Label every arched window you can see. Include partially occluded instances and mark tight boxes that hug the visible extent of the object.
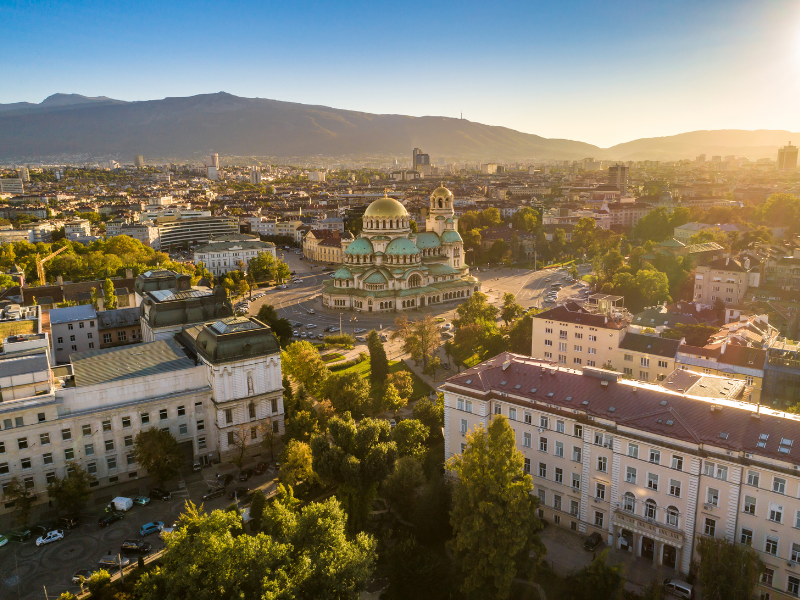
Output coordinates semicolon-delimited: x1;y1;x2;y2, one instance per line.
408;274;422;288
666;506;679;527
623;492;635;512
645;499;657;520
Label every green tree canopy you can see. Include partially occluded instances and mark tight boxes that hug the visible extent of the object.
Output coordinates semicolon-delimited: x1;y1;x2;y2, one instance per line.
281;340;331;395
392;418;428;460
696;536;764;600
500;292;523;326
563;549;625;600
321;371;370;416
132;428;184;484
47;462;93;513
366;330;389;382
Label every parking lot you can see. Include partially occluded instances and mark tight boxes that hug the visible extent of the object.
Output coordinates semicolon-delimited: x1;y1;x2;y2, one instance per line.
0;465;279;600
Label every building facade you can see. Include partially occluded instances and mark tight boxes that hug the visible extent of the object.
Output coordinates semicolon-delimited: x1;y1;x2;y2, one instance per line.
442;353;800;599
321;187;479;312
302;230;353;264
153;216;239;250
193;238;276;276
49;305;99;365
694;258;758;307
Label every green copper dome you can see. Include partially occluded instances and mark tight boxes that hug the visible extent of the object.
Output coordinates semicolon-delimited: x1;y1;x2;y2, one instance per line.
386;238;420;255
414;232;441;249
332;267;354;279
364;196;408;218
441;230;463;243
364;271;388;284
344;237;374;255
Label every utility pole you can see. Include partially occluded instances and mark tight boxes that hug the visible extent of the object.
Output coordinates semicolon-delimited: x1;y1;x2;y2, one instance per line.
119;553;125;586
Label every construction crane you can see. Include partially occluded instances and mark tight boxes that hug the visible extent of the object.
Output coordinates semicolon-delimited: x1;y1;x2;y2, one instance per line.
36;245;68;284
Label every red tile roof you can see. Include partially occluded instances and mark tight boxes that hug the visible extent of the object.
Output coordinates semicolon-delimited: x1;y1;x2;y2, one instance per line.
533;302;627;330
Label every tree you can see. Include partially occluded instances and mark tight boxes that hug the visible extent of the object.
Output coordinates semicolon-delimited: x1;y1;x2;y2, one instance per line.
282;409;319;445
256;304;293;348
563;549;624;600
500;292;523;326
138;498;375;600
383;383;406;417
47;461;93;513
310;414;397;532
281;340;331;394
423;355;442;381
448;416;545;599
392;419;428;460
132;428;185;484
102;278;117;309
409;220;418;233
713;297;726;321
660;323;719;346
1;477;36;525
366;330;389;383
386;370;413;400
271;260;291;284
259;417;279;462
511;206;539;232
382;456;425;520
235;279;249;300
279;440;315;487
506;310;535;354
453;291;498;327
321;371;371;416
247;251;275;281
227;422;254;469
392;314;440;370
413;393;444;443
248;491;267;532
551;228;566;258
696;536;764;600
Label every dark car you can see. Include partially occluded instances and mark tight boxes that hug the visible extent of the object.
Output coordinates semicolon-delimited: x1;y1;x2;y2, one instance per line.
58;515;80;530
202;486;226;501
99;513;125;527
583;532;603;551
9;529;32;542
217;474;235;488
253;462;269;475
228;486;251;500
72;569;94;584
121;539;152;554
149;488;172;501
32;523;58;538
238;469;254;482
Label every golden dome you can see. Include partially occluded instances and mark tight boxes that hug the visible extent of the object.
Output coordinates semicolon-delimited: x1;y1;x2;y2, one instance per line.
431;186;453;199
364;195;408;218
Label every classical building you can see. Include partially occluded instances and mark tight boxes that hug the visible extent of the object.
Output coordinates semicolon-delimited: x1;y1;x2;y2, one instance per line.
322;187;479;312
302;230;353;264
442;353;800;598
193;237;276;276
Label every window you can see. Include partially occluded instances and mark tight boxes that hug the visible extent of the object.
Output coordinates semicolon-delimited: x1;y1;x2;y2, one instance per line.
647;473;659;491
624;367;633;376
627;443;638;459
251;427;258;440
141;412;149;425
596;483;605;500
524;412;531;424
743;495;756;515
796;510;800;529
494;404;502;415
554;494;562;511
127;454;136;465
559;342;567;352
574;424;583;438
539;437;548;452
82;424;92;436
537;489;546;504
540;415;549;429
539;462;547;478
574;346;582;353
707;488;719;507
38;412;45;423
762;568;774;586
177;405;186;417
545;339;553;346
572;446;582;462
40;433;50;445
558;355;567;365
102;420;111;432
227;432;235;445
639;371;649;381
649;449;660;464
67;323;73;330
545;327;553;334
43;452;53;465
589;335;597;342
597;456;607;472
640;357;650;368
594;432;603;445
556;420;565;433
791;543;800;563
666;506;679;527
272;421;279;433
575;333;583;340
225;409;233;424
197;419;205;431
64;448;74;460
572;473;581;489
105;439;114;452
61;428;72;441
716;465;728;481
747;470;759;487
570;499;579;516
20;457;31;470
121;416;131;428
46;472;56;484
198;437;207;449
645;500;657;520
624;353;633;362
773;477;786;494
523;458;531;474
626;466;637;484
740;528;753;546
765;536;778;556
0;462;7;475
17;437;27;450
118;331;127;342
788;576;800;596
84;443;94;456
669;479;681;497
70;335;75;342
523;432;531;448
457;398;464;412
672;455;683;471
769;503;783;523
124;435;133;447
107;456;117;470
460;419;467;434
559;330;567;340
103;333;112;344
658;360;668;368
594;511;604;528
508;407;517;421
58;337;63;344
704;518;716;537
555;467;563;484
623;493;635;512
159;409;168;421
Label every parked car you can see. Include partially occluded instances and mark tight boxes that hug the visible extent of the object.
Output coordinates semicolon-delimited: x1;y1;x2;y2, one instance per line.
293;330;299;336
132;496;151;506
441;323;452;330
58;515;80;530
306;324;317;329
9;529;31;542
139;521;164;536
238;469;254;482
99;513;124;527
253;462;269;475
36;529;64;546
317;334;324;340
32;524;58;538
110;497;134;511
329;326;339;332
292;279;302;284
219;474;235;487
663;579;694;599
98;554;130;570
121;540;152;554
72;569;94;584
355;335;366;342
202;486;226;501
159;522;178;539
228;486;251;500
300;332;307;338
0;534;8;547
353;328;366;334
583;531;603;551
149;488;172;501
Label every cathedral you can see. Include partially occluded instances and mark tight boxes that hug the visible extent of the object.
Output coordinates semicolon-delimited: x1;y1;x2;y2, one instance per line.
322;186;480;312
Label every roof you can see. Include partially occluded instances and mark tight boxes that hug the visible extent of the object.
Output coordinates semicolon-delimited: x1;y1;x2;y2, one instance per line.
71;339;196;387
533;302;626;330
49;304;97;325
332;267;353;280
661;369;746;399
441;230;463;243
632;307;699;328
441;352;800;463
386;238;419;256
699;257;749;273
431;186;453;199
0;353;49;379
344;237;374;255
364;196;408;218
364;271;388;284
414;232;441;249
619;333;681;358
97;307;140;330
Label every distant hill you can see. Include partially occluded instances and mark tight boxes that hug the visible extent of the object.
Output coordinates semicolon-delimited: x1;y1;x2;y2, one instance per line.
0;92;600;161
605;129;800;161
0;93;123;114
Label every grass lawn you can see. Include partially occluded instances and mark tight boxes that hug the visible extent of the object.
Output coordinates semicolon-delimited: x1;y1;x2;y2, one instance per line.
320;352;345;363
337;358;434;405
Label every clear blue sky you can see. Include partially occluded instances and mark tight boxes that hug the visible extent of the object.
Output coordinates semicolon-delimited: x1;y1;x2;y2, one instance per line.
3;0;799;147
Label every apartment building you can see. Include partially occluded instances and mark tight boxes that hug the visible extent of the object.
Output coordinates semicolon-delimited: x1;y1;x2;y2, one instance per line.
193;238;276;276
49;305;98;365
64;219;91;240
153;215;238;250
694;258;758;307
275;220;304;239
302;230;354;263
97;307;142;349
0;316;284;520
616;333;680;382
676;342;766;403
532;302;629;369
442;353;800;599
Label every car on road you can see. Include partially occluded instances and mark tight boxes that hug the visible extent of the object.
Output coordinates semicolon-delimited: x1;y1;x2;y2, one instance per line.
277;284;287;289
58;515;80;530
354;328;366;334
150;488;172;501
202;486;226;501
238;468;254;481
355;335;366;342
300;332;307;338
9;529;32;542
121;540;152;554
291;321;303;327
329;326;340;332
99;513;124;527
0;534;8;547
36;529;64;546
441;332;454;339
583;531;603;551
72;569;94;584
307;308;315;314
98;554;130;570
306;323;317;329
254;462;269;475
218;474;235;487
140;521;164;536
228;486;251;500
292;279;302;284
441;323;452;330
132;495;151;506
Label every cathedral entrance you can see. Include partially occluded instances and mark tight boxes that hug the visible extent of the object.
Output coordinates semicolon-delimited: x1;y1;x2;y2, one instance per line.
420;297;425;306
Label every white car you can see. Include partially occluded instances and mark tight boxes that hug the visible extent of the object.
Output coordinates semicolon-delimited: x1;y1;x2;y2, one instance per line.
441;323;452;330
354;328;367;334
306;324;317;329
36;529;64;546
292;279;302;284
307;309;315;314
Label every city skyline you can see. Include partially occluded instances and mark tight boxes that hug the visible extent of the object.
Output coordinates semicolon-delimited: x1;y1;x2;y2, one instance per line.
2;0;800;147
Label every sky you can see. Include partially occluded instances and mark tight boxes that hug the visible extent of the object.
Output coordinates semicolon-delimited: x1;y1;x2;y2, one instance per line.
2;0;800;147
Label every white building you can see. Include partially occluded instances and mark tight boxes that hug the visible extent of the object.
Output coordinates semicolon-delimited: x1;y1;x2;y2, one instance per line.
0;179;24;194
193;238;277;276
250;167;262;185
49;305;99;365
308;171;326;182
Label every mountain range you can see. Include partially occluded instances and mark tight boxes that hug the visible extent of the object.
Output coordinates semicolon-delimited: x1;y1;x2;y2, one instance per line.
0;92;796;162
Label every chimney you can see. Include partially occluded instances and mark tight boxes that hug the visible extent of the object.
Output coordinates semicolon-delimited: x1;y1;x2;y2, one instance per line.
720;340;727;354
56;275;63;285
726;257;729;266
126;268;133;278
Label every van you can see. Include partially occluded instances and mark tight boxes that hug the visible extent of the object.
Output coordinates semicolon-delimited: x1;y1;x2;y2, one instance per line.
110;497;133;512
663;579;693;599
